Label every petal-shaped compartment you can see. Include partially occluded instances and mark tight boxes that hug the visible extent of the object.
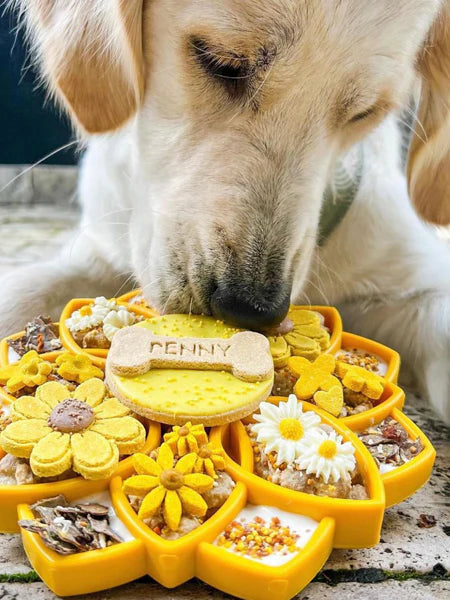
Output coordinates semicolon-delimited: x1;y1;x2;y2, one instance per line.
336;332;400;383
211;400;385;549
59;298;153;365
112;474;247;588
196;507;335;600
17;483;147;596
114;422;251;588
339;382;405;430
351;407;435;508
0;422;160;533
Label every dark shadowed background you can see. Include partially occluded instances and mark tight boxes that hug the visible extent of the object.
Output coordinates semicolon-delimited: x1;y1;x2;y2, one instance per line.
0;8;76;165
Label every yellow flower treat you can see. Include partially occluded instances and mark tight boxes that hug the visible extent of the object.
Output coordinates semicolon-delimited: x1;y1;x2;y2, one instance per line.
313;386;344;417
289;354;341;400
55;352;104;383
163;422;208;456
193;443;225;478
268;309;331;367
335;361;384;400
0;379;146;480
123;444;214;531
0;351;53;394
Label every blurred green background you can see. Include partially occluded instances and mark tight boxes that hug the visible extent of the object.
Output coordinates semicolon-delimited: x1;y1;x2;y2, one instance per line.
0;9;76;165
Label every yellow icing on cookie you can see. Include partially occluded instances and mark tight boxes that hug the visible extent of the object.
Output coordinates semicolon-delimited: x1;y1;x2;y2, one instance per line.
107;315;273;425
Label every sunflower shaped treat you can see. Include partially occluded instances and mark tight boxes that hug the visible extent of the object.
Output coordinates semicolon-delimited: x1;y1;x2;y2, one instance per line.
0;378;146;482
124;425;234;539
247;395;367;499
106;314;274;426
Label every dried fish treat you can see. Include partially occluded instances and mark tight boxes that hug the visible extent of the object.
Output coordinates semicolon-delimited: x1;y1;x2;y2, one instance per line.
357;417;423;473
30;495;68;509
19;495;124;555
7;316;62;357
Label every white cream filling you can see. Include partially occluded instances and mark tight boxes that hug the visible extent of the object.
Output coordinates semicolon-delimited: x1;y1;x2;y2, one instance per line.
215;504;318;566
7;347;21;363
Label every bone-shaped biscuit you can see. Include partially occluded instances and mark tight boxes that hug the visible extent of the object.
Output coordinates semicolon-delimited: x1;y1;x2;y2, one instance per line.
107;326;274;382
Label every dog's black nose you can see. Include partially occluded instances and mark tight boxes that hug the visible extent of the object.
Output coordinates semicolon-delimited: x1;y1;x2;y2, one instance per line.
210;287;291;330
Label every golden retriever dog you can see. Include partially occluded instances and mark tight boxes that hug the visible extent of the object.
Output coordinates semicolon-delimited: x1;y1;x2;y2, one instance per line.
3;0;450;421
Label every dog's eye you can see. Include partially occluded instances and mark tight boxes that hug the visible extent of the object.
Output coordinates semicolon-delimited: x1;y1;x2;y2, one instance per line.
348;105;378;124
192;39;249;96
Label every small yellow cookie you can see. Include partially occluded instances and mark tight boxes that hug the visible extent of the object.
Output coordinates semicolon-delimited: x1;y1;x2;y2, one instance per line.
335;361;384;400
289;354;341;400
313;385;344;417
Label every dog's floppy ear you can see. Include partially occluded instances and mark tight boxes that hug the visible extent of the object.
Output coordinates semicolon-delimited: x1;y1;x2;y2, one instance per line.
407;4;450;225
22;0;144;134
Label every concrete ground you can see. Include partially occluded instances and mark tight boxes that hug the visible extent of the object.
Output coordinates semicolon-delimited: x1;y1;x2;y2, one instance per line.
0;166;448;599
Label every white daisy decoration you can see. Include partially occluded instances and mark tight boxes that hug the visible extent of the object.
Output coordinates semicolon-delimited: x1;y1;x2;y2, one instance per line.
295;429;356;483
251;394;322;465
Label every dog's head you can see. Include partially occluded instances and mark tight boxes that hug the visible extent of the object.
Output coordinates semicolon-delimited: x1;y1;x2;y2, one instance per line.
20;0;450;327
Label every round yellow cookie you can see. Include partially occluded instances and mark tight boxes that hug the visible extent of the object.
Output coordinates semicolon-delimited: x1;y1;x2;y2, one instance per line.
106;315;274;426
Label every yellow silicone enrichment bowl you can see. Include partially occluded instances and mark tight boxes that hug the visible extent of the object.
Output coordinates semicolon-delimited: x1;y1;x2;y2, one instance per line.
349;407;436;508
0;296;436;600
59;297;157;364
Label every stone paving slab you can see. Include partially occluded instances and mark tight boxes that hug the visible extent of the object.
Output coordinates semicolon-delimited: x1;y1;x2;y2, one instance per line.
0;165;77;206
0;579;448;600
0;205;79;274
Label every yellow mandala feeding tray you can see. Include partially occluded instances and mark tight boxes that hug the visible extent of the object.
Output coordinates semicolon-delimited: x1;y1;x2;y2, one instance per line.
105;315;274;426
0;291;437;600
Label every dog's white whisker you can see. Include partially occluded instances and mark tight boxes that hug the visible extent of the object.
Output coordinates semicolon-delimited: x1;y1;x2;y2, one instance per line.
0;140;79;195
